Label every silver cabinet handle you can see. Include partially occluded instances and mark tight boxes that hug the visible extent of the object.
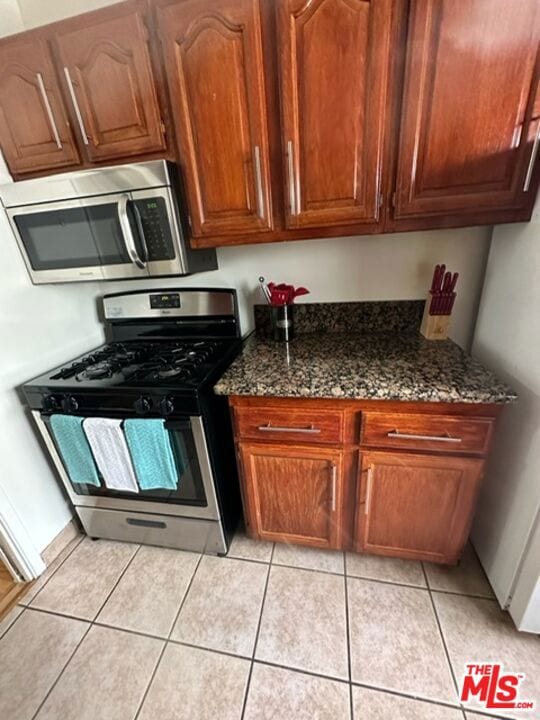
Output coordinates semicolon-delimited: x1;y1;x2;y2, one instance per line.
257;423;321;434
365;465;373;515
36;73;62;150
253;145;265;220
387;430;462;443
523;122;540;191
331;463;337;512
63;67;89;146
118;194;146;269
287;140;297;215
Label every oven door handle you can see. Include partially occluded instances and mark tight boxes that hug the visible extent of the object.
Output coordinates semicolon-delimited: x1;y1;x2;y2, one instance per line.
164;420;192;431
118;194;146;269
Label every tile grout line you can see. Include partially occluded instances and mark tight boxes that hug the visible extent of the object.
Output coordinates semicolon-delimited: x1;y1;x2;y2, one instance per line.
132;550;204;720
240;541;275;720
343;553;355;720
421;562;464;711
29;542;142;720
19;535;85;609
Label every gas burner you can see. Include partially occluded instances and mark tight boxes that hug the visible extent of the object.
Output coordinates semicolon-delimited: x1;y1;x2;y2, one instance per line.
157;365;194;379
84;361;114;379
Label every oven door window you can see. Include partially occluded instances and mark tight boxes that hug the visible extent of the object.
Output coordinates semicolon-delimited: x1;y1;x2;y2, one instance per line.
55;422;208;506
14;203;131;270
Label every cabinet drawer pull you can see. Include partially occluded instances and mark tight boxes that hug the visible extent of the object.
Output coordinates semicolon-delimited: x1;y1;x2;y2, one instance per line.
365;465;373;515
523;121;540;192
63;66;90;145
253;145;265;220
36;73;62;150
257;423;321;434
331;463;337;512
387;430;463;443
287;140;297;215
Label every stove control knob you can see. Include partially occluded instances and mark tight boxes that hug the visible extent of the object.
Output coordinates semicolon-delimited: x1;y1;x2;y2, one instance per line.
61;395;79;413
159;397;175;416
134;396;152;415
44;394;63;412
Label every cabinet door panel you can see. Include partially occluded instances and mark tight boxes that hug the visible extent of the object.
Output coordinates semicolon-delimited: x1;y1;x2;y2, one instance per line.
395;0;540;217
157;0;272;237
55;5;165;161
239;443;343;548
0;39;79;176
356;451;484;563
277;0;392;228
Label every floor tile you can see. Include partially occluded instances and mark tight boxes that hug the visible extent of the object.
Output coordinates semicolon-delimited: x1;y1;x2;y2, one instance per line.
424;544;494;598
256;565;348;680
273;543;344;574
245;663;350;720
97;545;199;637
0;603;23;638
30;538;138;620
433;593;540;720
36;625;163;720
227;528;273;562
139;643;250;720
352;686;463;719
20;535;84;606
171;555;268;656
346;551;425;587
348;577;456;703
0;608;88;720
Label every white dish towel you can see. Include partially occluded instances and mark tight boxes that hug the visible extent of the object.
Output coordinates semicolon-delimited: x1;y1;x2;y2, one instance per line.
83;418;139;493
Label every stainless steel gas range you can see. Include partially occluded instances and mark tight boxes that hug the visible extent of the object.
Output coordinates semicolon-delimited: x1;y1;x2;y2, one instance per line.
22;289;243;554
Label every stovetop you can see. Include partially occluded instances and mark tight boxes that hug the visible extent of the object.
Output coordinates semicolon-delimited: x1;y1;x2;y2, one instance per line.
27;339;239;391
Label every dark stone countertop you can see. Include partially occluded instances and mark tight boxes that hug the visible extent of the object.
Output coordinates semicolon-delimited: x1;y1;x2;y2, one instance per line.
214;332;517;404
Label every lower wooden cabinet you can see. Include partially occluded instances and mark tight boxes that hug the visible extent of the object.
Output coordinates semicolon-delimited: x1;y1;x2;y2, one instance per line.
355;451;484;564
238;442;344;549
231;397;498;564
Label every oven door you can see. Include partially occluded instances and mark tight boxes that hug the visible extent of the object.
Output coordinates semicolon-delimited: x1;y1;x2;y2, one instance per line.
7;193;150;284
32;412;221;521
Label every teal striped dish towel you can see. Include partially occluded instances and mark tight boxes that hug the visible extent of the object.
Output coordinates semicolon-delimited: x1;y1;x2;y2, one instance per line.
50;414;100;487
123;419;178;491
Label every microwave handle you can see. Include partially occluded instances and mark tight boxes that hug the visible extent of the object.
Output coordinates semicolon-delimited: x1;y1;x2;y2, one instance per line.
118;194;146;269
132;203;149;264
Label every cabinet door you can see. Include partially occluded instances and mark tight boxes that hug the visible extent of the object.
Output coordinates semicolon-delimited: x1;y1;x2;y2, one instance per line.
54;3;165;162
395;0;540;218
356;451;484;563
276;0;393;228
156;0;272;238
0;38;80;176
238;443;344;548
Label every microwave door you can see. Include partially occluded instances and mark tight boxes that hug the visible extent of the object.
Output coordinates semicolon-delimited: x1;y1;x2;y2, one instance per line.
8;194;149;283
95;193;149;281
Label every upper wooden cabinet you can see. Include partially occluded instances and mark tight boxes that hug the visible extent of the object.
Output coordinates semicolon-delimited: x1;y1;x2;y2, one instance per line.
0;37;80;175
394;0;540;219
156;0;273;237
277;0;393;228
54;2;165;162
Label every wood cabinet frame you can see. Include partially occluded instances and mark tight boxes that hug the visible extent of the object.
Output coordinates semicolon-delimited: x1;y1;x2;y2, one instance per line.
229;395;502;563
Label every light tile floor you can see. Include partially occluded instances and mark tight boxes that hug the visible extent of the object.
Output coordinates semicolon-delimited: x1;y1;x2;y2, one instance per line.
1;530;538;720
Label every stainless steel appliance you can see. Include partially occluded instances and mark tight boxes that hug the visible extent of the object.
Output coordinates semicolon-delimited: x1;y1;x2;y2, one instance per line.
0;160;217;284
23;289;242;554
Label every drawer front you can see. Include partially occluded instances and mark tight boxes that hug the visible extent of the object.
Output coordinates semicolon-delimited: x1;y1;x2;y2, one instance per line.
361;413;493;454
234;407;344;445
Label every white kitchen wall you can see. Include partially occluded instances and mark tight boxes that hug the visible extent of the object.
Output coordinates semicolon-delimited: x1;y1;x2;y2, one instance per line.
104;227;492;349
0;157;104;553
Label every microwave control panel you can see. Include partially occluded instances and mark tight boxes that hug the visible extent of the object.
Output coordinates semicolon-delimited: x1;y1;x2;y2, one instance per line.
132;197;175;261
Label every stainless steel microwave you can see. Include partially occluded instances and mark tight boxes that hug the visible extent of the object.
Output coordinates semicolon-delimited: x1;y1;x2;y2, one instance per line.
0;160;217;284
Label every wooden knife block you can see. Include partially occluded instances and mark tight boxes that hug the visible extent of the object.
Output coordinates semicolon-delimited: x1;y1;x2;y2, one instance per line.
420;300;451;340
